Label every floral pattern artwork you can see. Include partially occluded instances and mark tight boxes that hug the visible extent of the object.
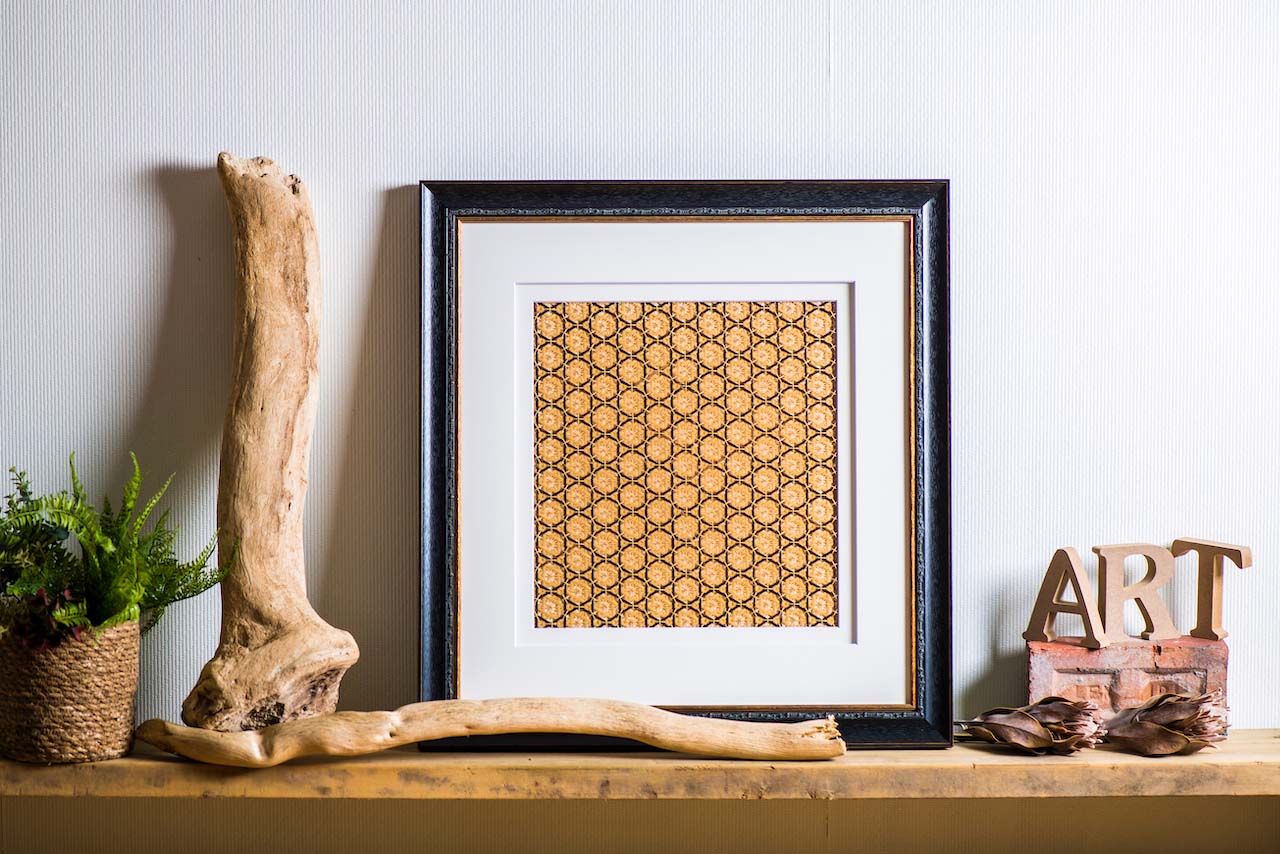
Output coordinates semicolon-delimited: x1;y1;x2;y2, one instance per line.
533;300;838;628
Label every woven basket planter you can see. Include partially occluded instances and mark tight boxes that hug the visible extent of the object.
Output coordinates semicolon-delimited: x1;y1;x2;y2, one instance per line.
0;620;140;763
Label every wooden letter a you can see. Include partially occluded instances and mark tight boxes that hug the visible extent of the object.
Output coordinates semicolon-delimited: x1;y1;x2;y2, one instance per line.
1022;547;1108;649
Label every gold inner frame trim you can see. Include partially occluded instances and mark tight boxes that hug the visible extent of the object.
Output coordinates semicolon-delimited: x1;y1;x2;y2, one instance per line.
452;213;918;712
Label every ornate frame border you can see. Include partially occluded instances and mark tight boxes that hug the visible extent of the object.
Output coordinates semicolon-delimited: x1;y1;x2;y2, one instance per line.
420;181;951;748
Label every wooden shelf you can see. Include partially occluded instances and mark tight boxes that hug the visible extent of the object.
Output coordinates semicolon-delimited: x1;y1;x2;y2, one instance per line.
1;729;1277;800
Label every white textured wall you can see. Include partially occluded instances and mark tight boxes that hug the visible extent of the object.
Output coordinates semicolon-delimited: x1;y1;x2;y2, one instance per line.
2;1;1277;727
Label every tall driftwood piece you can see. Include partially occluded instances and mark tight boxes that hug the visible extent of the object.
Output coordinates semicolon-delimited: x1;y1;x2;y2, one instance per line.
182;152;359;731
140;699;846;767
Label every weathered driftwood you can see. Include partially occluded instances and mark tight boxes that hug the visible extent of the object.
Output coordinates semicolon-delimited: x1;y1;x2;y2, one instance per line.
181;152;359;731
140;698;845;767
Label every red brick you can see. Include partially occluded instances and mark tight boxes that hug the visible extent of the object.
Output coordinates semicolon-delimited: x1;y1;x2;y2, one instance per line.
1027;636;1227;715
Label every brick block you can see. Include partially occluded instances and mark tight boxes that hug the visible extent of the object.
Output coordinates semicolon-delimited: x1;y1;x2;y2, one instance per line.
1027;636;1227;716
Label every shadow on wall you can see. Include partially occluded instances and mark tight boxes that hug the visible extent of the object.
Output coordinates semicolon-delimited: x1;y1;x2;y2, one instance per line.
313;185;421;711
121;165;235;716
114;165;233;485
959;584;1029;718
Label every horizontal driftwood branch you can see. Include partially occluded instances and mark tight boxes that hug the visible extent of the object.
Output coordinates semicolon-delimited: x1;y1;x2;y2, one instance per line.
137;698;846;767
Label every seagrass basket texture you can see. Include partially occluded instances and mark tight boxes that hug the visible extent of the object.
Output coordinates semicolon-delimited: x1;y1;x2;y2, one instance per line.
0;620;139;763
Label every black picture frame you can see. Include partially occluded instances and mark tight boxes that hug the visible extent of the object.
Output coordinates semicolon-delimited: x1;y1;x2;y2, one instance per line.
420;181;951;749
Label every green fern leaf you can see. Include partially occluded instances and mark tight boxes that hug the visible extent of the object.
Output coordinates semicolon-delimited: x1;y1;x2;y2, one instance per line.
3;453;228;638
119;452;142;527
68;454;86;503
132;472;173;538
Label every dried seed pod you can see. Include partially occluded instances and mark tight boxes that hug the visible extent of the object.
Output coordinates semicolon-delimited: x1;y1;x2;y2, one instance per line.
1103;691;1228;756
960;696;1103;755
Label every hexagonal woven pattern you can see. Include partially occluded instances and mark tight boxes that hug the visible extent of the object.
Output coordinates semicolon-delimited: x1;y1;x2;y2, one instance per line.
533;300;838;628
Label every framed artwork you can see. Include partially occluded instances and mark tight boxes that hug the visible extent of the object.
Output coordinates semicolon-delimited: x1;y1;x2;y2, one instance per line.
421;181;951;748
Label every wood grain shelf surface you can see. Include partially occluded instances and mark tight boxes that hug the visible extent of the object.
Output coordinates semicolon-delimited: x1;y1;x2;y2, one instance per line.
2;729;1277;801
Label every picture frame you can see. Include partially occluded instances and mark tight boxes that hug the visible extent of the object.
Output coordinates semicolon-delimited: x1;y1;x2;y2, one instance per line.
420;181;951;748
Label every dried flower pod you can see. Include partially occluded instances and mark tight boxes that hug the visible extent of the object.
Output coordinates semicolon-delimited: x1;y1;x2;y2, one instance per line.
960;696;1104;755
1103;691;1228;756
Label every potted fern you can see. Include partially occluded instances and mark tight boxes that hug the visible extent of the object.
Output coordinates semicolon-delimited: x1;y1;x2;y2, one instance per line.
0;454;231;764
